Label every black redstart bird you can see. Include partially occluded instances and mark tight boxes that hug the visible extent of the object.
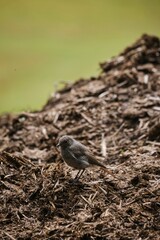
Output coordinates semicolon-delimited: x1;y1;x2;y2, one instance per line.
57;135;114;180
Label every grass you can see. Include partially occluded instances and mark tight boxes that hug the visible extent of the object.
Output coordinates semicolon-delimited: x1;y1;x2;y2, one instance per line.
0;0;160;113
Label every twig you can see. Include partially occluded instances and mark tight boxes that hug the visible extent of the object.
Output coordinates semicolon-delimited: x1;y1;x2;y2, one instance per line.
118;200;122;209
91;191;98;201
153;106;160;111
49;201;56;210
99;90;109;98
111;122;125;138
138;134;147;140
98;186;108;195
124;198;139;206
149;96;160;101
3;231;16;240
80;112;94;126
147;140;160;146
80;195;92;208
53;112;59;124
101;133;107;158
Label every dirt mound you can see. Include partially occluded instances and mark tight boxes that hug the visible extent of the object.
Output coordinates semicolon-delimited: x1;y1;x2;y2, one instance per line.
0;34;160;240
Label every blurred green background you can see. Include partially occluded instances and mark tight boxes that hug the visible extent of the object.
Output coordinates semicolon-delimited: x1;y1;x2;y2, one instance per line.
0;0;160;114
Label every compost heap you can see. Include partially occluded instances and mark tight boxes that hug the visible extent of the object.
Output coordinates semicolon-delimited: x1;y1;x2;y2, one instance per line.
0;34;160;240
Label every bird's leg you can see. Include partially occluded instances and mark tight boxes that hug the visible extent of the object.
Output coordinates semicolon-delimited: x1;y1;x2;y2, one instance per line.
76;169;85;180
74;170;81;180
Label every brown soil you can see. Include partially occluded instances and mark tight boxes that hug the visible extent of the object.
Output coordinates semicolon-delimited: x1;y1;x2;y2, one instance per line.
0;34;160;240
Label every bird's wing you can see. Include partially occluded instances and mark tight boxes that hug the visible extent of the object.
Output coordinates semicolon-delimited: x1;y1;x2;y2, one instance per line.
68;143;90;169
69;142;115;176
70;142;106;168
67;149;78;161
83;149;106;168
85;150;115;176
69;143;86;158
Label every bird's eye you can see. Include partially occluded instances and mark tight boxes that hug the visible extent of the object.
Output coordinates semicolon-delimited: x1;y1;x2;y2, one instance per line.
62;139;68;144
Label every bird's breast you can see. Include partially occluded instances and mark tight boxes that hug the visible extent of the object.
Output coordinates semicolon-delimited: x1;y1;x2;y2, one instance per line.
60;148;89;169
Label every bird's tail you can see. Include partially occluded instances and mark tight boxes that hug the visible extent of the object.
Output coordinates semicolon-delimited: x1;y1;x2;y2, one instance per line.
93;160;115;177
86;152;115;178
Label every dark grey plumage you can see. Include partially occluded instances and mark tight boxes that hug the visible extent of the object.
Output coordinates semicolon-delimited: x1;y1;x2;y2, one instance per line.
57;135;113;179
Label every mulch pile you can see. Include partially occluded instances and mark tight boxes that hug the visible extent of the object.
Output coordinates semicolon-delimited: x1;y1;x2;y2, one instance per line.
0;34;160;240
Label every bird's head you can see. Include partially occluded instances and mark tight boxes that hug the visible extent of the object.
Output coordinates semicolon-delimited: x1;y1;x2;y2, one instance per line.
57;135;74;148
